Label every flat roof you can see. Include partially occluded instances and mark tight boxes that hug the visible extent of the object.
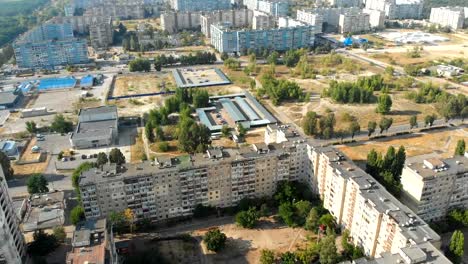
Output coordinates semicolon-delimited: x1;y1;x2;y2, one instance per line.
72;119;115;140
406;155;467;179
79;105;117;116
0;91;19;105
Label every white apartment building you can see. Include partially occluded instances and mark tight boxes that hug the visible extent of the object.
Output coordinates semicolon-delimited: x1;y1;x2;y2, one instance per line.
429;7;465;30
401;155;468;222
252;11;276;29
326;0;361;7
296;10;324;33
365;0;423;19
308;146;441;258
243;0;289;17
0;167;26;263
200;9;253;37
363;8;385;28
338;12;370;33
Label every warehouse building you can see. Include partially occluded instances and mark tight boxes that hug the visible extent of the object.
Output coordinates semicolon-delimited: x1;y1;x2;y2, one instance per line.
70;106;118;149
0;90;23;109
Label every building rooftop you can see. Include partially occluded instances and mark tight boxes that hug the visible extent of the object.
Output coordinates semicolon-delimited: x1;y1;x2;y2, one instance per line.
406;155;467;180
0;91;20;106
72;119;115;139
23;191;65;232
79;105;117;116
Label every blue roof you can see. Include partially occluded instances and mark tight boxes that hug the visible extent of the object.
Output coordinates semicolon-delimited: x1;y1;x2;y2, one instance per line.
343;37;353;46
38;76;77;90
220;99;246;122
80;75;94;86
234;97;260;121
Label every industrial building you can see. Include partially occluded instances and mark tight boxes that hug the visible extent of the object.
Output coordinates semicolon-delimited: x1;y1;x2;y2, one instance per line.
429;7;465;30
400;155;468;222
210;19;316;53
13;22;88;69
0;166;26;263
0;90;23;109
243;0;289;17
364;0;424;20
201;9;253;37
170;0;231;12
70;106;119;149
196;92;277;133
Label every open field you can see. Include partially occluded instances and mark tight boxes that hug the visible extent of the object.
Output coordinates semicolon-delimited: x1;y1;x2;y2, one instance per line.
113;72;175;97
12;155;50;176
337;127;468;162
195;217;315;264
109;95;165;116
119;18;160;30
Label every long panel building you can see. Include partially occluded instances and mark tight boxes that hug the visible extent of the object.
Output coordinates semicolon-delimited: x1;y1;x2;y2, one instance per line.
52;16;114;48
170;0;231;12
243;0;289;17
429;7;465;30
78;123;449;261
13;23;88;69
201;9;253;37
364;0;424;19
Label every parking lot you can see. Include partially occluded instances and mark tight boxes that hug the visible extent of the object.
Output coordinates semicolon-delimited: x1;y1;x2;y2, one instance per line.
31;89;83;113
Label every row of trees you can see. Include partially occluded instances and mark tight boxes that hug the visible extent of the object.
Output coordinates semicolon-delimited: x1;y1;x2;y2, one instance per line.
302;111;338;139
366;146;406;197
129;58;151;72
258;72;308;105
323;81;374;104
154;51;216;68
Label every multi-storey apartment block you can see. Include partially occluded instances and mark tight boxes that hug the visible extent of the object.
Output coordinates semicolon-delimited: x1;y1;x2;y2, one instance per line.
296;7;361;32
13;23;88;69
201;9;253;37
252;11;276;29
243;0;289;17
296;10;324;32
161;11;203;33
53;16;113;48
84;5;145;19
338;12;370;33
79;123;449;261
325;0;361;7
400;155;468;222
0;167;26;263
429;7;465;30
363;8;385;29
210;20;316;53
365;0;423;19
170;0;231;12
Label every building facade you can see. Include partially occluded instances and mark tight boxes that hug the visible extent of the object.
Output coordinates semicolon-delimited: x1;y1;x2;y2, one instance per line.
210;21;316;53
170;0;231;12
429;7;465;30
13;23;88;69
53;16;113;48
326;0;361;7
363;8;385;29
201;9;253;37
252;11;276;29
84;5;145;19
243;0;289;17
365;0;423;20
161;11;203;33
400;155;468;222
296;7;361;32
296;10;324;33
0;166;26;264
338;12;370;33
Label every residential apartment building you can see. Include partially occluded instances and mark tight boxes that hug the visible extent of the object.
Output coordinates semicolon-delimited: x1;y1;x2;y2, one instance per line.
363;8;385;29
338;12;370;33
79;129;310;220
13;23;88;69
400;155;468;222
161;11;203;33
365;0;423;19
252;11;276;29
308;146;442;258
201;9;253;37
0;166;26;263
296;10;323;32
53;16;114;48
210;20;316;53
84;5;145;19
429;7;465;30
243;0;289;17
326;0;361;7
296;7;361;32
170;0;231;12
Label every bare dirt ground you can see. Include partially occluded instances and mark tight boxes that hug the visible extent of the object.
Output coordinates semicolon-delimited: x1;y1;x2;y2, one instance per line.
337;127;468;162
12;156;50;176
195;217;315;264
109;95;166;117
113;72;175;97
130;131;145;163
156;239;201;264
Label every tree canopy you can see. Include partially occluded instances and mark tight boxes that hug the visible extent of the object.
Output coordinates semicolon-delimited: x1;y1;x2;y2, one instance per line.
27;174;49;194
109;148;126;165
51;114;73;133
203;229;227;252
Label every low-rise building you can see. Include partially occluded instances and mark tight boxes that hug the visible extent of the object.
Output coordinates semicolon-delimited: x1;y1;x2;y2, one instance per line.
400;155;468;222
0;90;23;109
430;6;465;30
67;219;109;264
70;106;118;149
0;140;18;158
22;191;66;232
435;64;465;77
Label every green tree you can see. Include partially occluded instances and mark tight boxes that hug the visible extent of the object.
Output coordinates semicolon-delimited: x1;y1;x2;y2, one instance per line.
0;151;14;179
26;121;38;133
284;49;301;67
51;114;73;133
53;226;66;243
448;230;464;264
145;122;155;143
72;162;93;198
128;58;151;72
376;94;392;114
409;115;418;129
454;140;465;156
295;200;312;224
203;229;227;252
235;207;259;229
367;121;377;137
318;214;335;230
96;152;108;167
70;206;85;225
223;58;240;70
26;174;49;194
305;207;320;232
221;125;230;138
279;202;296;227
424;114;436;127
379;117;393;133
28;230;59;256
303;111;318;136
318;235;339;264
280;251;297;264
349;121;360;139
237;123;247;138
154;126;165;142
267;51;279;65
192;90;210;108
157;142;170;152
109;148;126;165
260;249;276;264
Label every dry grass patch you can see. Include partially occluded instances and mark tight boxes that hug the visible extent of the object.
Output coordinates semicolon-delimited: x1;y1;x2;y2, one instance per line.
130;131;145;163
113;72;175;97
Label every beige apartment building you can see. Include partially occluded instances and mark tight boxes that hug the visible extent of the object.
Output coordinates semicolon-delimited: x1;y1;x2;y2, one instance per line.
401;155;468;222
79;124;446;261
